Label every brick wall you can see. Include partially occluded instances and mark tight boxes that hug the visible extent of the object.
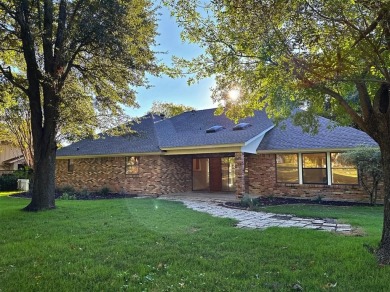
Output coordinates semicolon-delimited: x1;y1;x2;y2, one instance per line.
56;155;192;195
247;153;382;203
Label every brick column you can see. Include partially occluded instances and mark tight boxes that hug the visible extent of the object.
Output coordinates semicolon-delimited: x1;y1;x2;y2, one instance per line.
235;152;245;198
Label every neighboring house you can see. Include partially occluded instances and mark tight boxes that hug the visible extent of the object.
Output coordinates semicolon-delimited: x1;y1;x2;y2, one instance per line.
0;141;26;174
56;108;378;202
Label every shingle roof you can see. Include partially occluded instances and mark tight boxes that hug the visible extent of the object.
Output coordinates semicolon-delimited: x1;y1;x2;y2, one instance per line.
154;108;274;148
57;115;161;157
56;108;377;157
257;116;377;151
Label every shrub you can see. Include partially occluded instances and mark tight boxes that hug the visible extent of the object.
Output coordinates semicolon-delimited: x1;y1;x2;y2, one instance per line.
59;192;77;200
240;194;254;209
59;185;77;195
79;189;90;198
0;175;18;191
99;187;111;196
13;167;33;179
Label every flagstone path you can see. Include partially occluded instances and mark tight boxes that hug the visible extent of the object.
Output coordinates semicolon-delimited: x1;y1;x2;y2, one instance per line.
160;197;353;234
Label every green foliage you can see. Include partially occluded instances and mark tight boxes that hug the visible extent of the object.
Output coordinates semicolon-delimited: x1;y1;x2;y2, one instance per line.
240;194;254;208
58;186;77;196
79;189;91;198
0;197;389;290
164;0;390;130
58;192;77;200
99;187;111;196
0;0;163;209
12;167;33;180
341;147;382;204
0;175;18;191
149;101;195;118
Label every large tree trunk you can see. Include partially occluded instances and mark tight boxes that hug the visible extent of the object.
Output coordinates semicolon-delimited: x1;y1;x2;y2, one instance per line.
23;86;59;211
24;141;56;211
376;143;390;264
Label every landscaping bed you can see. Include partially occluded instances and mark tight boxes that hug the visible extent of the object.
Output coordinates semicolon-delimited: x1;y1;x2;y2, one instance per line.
10;191;138;200
224;196;378;209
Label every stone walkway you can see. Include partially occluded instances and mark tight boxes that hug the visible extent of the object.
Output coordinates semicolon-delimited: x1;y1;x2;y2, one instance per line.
160;197;353;233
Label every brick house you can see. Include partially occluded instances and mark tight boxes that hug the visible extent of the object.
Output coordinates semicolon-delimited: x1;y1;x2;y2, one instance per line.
56;108;378;202
0;141;26;175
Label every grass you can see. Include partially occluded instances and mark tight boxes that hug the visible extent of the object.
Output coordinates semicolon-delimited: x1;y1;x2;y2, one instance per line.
0;191;21;197
0;197;389;291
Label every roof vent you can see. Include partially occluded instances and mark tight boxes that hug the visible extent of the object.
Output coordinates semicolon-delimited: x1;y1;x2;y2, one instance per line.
233;122;252;131
206;125;224;133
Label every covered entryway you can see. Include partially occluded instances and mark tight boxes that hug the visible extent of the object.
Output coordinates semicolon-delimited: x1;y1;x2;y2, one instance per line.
192;157;236;192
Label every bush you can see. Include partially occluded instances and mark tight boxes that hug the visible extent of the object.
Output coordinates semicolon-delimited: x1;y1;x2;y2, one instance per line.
13;167;33;180
59;192;77;200
0;175;18;191
59;185;77;195
99;187;111;196
240;194;254;209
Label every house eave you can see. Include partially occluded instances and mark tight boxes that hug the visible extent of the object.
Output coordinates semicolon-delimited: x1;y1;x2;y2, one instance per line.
241;125;274;154
56;151;163;159
256;147;379;154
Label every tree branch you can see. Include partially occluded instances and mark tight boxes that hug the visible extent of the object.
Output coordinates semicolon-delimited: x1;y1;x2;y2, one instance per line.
316;85;367;131
355;81;373;120
54;0;67;72
43;0;54;73
0;65;29;95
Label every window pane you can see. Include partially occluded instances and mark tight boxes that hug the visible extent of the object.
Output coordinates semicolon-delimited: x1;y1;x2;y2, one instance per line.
303;153;326;168
276;154;299;183
126;156;139;174
222;157;236;192
332;168;358;184
331;153;355;168
192;158;209;191
331;153;358;184
303;169;327;184
277;168;299;183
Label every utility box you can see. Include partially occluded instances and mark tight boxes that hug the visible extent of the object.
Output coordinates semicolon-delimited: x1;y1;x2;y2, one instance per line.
17;179;29;191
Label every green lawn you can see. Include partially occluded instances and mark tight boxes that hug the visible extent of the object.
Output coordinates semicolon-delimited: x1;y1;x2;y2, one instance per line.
0;197;389;291
0;191;21;197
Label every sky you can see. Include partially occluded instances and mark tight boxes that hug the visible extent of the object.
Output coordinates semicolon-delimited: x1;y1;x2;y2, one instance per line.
126;5;217;117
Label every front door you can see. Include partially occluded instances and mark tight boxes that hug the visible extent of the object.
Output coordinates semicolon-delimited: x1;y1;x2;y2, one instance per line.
209;158;222;192
192;157;236;192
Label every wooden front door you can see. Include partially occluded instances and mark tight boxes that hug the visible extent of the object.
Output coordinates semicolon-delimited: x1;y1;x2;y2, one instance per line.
209;158;222;192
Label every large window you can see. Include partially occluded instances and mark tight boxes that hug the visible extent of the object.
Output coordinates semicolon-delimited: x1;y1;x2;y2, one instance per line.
276;154;299;183
125;156;139;175
302;153;327;184
331;153;358;184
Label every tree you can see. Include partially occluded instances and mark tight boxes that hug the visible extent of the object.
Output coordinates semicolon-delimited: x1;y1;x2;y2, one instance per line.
342;147;382;205
165;0;390;263
0;0;160;211
149;101;194;117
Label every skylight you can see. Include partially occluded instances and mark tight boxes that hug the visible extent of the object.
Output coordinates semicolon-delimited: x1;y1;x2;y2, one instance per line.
233;122;252;131
206;125;224;133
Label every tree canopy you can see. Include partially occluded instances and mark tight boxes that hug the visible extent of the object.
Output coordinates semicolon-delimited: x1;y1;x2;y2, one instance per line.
149;101;195;117
165;0;390;264
0;0;161;210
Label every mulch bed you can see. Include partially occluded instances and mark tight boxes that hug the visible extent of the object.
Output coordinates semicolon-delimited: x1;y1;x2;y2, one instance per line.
11;192;138;200
224;196;378;208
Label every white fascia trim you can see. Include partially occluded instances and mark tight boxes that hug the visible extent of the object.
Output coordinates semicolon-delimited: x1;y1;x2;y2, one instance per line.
257;147;365;154
160;143;242;151
242;125;274;154
56;152;163;159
